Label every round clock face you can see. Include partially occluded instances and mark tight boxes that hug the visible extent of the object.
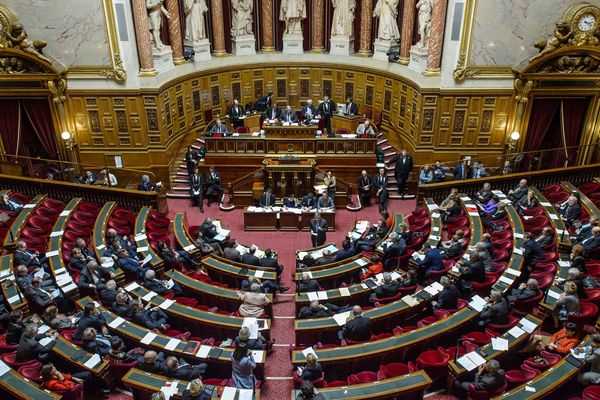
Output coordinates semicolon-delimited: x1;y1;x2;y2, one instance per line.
578;13;596;31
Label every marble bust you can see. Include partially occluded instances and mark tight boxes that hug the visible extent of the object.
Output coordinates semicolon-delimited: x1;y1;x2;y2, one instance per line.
231;0;254;37
279;0;307;35
331;0;356;37
146;0;171;50
372;0;400;41
183;0;209;44
416;0;432;48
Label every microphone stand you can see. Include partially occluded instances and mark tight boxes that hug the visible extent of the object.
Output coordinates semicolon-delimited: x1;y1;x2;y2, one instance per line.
454;337;476;363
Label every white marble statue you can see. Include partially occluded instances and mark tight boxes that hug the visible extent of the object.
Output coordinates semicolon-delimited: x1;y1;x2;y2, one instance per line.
147;0;171;49
184;0;209;44
372;0;400;41
279;0;307;35
231;0;254;36
331;0;356;37
416;0;433;48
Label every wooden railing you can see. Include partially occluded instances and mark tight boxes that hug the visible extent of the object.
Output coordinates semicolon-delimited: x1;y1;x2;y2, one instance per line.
416;163;600;204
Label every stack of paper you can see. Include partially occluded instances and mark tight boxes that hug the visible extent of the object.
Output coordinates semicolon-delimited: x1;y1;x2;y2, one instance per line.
332;311;351;326
302;347;318;359
84;353;101;369
491;337;509;351
242;317;259;339
469;295;487;312
507;326;526;339
196;345;211;358
520;318;537;333
165;338;181;351
221;387;237;400
457;351;487;371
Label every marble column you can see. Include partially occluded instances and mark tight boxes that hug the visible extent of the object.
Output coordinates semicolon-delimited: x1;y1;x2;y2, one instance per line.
425;0;448;74
165;0;185;64
311;0;325;53
399;0;417;65
131;0;156;75
261;0;275;52
357;0;374;56
210;0;227;56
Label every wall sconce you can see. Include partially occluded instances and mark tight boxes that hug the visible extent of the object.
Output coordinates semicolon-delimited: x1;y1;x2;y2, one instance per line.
61;131;76;151
507;131;520;153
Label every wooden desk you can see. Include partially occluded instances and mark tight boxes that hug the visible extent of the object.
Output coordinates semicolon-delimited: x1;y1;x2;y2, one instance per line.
134;206;164;270
0;255;27;313
3;194;45;248
172;212;201;256
332;114;361;133
47;198;80;298
201;256;277;287
93;202;116;261
53;335;110;380
290;371;431;400
263;124;318;138
530;187;572;251
243;209;278;230
562;181;600;219
0;367;61;400
280;210;301;230
301;210;336;231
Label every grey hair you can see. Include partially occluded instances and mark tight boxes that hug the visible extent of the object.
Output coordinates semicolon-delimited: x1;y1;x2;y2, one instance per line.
487;359;501;373
145;269;156;279
568;268;581;278
239;326;250;340
490;290;503;301
526;278;539;289
250;283;261;292
383;272;392;283
440;276;451;287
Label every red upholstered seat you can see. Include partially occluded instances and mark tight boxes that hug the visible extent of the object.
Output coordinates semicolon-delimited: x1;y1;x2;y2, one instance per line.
104;356;137;385
512;291;544;315
293;370;325;388
582;385;600;400
524;350;562;370
1;351;39;368
377;361;417;379
0;334;18;353
505;364;540;387
18;363;43;383
324;380;348;387
489;315;520;331
468;381;507;400
569;302;599;326
347;371;378;385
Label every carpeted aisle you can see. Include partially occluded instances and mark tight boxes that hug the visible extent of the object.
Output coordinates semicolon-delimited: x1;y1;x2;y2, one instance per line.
165;198;416;399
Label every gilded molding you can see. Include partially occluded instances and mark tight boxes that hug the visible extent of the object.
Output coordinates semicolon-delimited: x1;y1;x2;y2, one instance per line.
47;78;67;102
99;54;127;82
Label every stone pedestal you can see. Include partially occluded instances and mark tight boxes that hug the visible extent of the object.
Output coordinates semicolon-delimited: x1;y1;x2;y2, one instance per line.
408;46;429;72
282;34;304;54
186;39;212;61
232;35;257;56
372;38;399;61
152;46;173;72
329;36;354;56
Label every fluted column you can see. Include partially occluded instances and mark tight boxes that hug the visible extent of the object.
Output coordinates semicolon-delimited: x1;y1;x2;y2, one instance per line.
165;0;185;64
425;0;449;74
131;0;156;75
311;0;325;52
261;0;275;52
210;0;227;56
357;0;374;56
399;0;417;64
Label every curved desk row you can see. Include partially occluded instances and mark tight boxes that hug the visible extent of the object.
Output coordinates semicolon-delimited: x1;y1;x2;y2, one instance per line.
201;256;277;287
0;255;27;313
530;186;571;251
294;255;370;290
134;206;164;270
3;194;46;248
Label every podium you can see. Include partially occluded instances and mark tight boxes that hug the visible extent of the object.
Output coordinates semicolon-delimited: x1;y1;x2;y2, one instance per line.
264;157;316;199
333;114;361;133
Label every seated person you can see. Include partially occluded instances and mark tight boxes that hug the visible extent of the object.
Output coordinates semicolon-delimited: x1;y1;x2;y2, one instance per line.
432;161;446;183
42;305;74;331
481;233;495;259
69;247;90;271
475;183;493;205
116;249;150;278
456;252;486;294
570;244;586;274
241;276;289;294
25;277;65;310
519;322;580;355
137;175;161;191
164;356;207;381
297;353;322;382
235;325;274;351
297;272;320;293
301;99;317;122
72;302;110;342
283;194;298;208
335;239;356;262
581;227;600;254
237;283;270;318
297;381;326;400
314;249;336;265
106;228;137;258
419;165;434;184
523;232;545;270
397;269;418;288
209;118;230;136
99;280;119;306
474;242;495;272
557;195;581;226
478;290;509;327
197;217;220;243
14;240;49;273
40;363;90;395
143;269;183;297
223;239;242;262
6;310;40;345
557;268;587;300
0;193;22;214
259;188;276;207
437;192;462;223
482;202;508;228
534;226;554;248
301;192;316;209
138;350;166;374
359;255;384;281
82;327;111;357
108;336;138;364
508;179;529;203
482;195;500;216
281;105;298;123
507;278;540;305
77;260;114;292
518;190;538;215
576;333;600;386
75;238;98;262
370;272;401;300
454;360;505;397
414;243;443;282
381;232;407;269
157;241;198;271
241;245;261;266
431;276;460;310
264;105;281;123
14;264;56;294
572;218;597;244
338;306;372;343
16;323;57;363
260;248;283;279
398;223;413;244
356;119;375;136
442;234;463;259
298;300;341;319
316;193;334;209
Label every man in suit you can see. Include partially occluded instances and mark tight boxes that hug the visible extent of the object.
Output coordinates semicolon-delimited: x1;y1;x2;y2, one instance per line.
314;249;336;265
382;233;406;269
25;277;64;309
298;272;320;293
534;226;554;248
387;149;413;197
116;249;150;279
457;252;486;294
478;290;510;327
16;323;57;363
356;119;375;136
143;269;183;297
264;104;282;123
317;95;336;136
283;194;298;208
14;241;48;273
432;276;460;310
260;248;283;280
137;175;161;191
415;243;443;282
357;170;373;207
99;280;119;306
453;159;470;180
558;195;581;226
77;261;114;292
189;167;205;213
184;146;200;176
370;273;401;300
335;240;356;262
471;161;489;179
344;97;358;115
132;300;170;331
475;182;493;205
374;168;389;212
72;302;110;341
454;360;506;396
206;166;224;205
523;232;545;270
14;264;55;292
299;300;340;319
316;193;334;209
259;188;276;207
442;235;463;259
223;240;242;262
209;118;230;136
301;192;316;209
310;213;327;247
164;356;207;381
301;99;317;122
508;179;529;203
138;350;166;374
106;228;137;258
241;276;289;294
432;160;446;183
572;218;596;244
582;227;600;254
0;194;22;214
281;105;297;123
229;99;245;128
241;245;261;266
507;278;539;305
198;217;219;243
75;238;97;262
338;306;372;342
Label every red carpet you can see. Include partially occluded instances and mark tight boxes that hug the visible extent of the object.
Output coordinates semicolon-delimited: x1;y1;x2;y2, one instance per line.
165;198;417;399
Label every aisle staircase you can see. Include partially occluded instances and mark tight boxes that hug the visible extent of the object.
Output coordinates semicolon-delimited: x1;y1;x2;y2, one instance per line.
167;137;206;199
376;133;415;200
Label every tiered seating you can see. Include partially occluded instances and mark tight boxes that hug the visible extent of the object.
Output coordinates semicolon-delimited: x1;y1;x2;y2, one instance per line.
201;255;277;287
4;194;48;250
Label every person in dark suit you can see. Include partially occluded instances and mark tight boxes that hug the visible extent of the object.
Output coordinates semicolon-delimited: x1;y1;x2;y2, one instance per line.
209;118;230;136
241;245;261;266
16;323;57;363
310;213;327;247
197;217;219;243
370;273;402;300
143;269;183;297
138;350;166;374
572;218;596;244
158;241;198;271
534;226;554;248
0;194;22;214
478;290;509;327
454;360;506;397
299;352;323;382
184;146;200;176
508;179;529;203
298;272;320;293
77;261;114;292
264;105;282;123
189;168;205;213
314;249;336;265
457;252;486;294
475;182;493;205
483;202;508;228
83;170;100;185
335;240;356;262
99;280;119;306
432;276;460;310
82;327;111;357
72;302;110;341
301;192;316;209
558;195;582;226
518;190;538;215
338;306;372;342
357;170;373;207
442;235;463;259
14;264;55;292
415;244;443;282
205;167;223;205
25;277;64;310
298;380;326;400
260;248;283;280
132;301;170;331
301;99;317;122
316;193;334;209
453;159;470;180
298;300;340;319
582;227;600;254
106;228;137;258
507;278;539;305
229;99;246;128
283;194;298;208
481;233;495;259
6;311;39;345
387;149;413;197
523;232;545;270
374;168;389;212
14;241;48;272
241;276;289;294
164;356;207;381
116;249;150;278
137;175;161;191
382;233;406;269
317;95;336;136
259;188;276;207
74;238;97;262
344;97;358;115
281;105;298;123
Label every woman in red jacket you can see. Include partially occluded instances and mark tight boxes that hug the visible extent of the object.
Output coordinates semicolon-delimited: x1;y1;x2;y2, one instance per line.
40;363;89;394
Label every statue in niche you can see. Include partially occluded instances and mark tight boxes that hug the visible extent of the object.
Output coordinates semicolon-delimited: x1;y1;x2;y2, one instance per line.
372;0;400;41
6;22;51;63
531;20;572;62
331;0;356;37
416;0;432;48
147;0;171;49
184;0;209;43
279;0;307;35
231;0;254;36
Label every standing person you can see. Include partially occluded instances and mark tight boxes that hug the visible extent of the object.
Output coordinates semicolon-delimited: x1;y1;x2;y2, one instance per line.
375;167;389;212
357;170;373;207
229;99;246;129
184;146;199;176
189;167;205;213
310;212;327;247
387;149;413;198
206;166;223;206
231;342;256;389
317;95;336;137
323;171;336;199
